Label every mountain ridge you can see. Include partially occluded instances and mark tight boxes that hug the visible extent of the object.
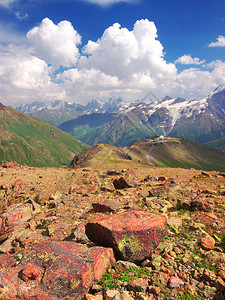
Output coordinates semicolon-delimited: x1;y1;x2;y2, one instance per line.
70;137;225;172
0;103;88;167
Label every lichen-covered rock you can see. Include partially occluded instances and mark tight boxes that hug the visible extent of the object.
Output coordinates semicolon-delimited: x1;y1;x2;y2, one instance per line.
85;210;168;263
0;242;116;300
0;203;33;234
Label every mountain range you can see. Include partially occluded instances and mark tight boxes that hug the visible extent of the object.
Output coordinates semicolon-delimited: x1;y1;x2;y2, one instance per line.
0;103;87;167
58;85;225;148
16;97;125;126
13;84;225;151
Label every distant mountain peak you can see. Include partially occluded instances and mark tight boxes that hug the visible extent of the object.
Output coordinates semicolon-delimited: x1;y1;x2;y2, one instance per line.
209;84;225;98
161;96;172;101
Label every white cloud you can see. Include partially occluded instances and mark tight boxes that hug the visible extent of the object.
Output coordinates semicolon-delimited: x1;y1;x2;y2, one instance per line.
15;11;29;20
175;54;205;65
1;17;225;106
27;18;81;68
0;0;15;7
209;35;225;47
83;0;137;6
81;19;176;83
172;62;225;99
0;46;66;106
207;60;225;69
0;54;49;89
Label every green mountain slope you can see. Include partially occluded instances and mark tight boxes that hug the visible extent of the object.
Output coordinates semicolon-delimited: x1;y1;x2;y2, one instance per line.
71;137;225;172
0;103;88;167
80;113;157;147
59;110;158;147
206;137;225;152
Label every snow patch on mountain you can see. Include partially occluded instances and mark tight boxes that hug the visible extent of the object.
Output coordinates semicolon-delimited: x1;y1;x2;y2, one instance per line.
209;85;225;98
147;97;208;128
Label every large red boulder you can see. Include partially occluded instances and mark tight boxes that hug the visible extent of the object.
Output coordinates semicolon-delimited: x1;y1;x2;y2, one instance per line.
0;242;115;299
85;210;168;263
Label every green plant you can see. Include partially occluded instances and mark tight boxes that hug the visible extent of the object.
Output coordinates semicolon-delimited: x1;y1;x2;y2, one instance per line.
98;270;117;289
98;266;150;290
176;291;200;300
118;272;131;283
220;232;225;250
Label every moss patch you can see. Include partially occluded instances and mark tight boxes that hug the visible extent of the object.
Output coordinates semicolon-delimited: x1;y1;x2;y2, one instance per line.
118;234;141;260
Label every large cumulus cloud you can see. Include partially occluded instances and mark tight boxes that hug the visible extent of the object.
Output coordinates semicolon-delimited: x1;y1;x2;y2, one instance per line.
0;45;65;105
0;17;225;105
80;20;176;83
27;18;81;68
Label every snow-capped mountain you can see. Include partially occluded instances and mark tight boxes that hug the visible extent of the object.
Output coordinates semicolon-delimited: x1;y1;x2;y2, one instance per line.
15;85;225;147
16;97;126;126
208;84;225;97
58;85;225;147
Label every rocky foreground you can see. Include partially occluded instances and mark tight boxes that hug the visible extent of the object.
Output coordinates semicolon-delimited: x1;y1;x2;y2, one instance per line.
0;161;225;299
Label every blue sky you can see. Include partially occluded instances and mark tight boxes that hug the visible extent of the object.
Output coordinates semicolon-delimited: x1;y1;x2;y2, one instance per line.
0;0;225;106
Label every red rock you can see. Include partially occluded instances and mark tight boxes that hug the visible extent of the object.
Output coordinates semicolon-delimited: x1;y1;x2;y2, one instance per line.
191;198;214;211
107;169;121;175
201;236;215;250
104;289;120;299
85;294;103;300
168;276;184;288
92;201;118;213
2;203;33;230
0;242;115;300
85;210;168;263
215;277;225;291
158;176;168;182
113;170;138;189
22;242;115;299
100;186;113;192
202;269;216;282
71;222;90;244
150;286;161;295
152;271;170;287
174;246;183;254
184;284;197;295
218;269;225;279
218;172;225;177
0;161;21;168
87;185;97;194
12;178;23;187
164;268;174;276
204;212;218;220
20;263;40;281
137;188;149;198
201;171;211;177
148;186;169;197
